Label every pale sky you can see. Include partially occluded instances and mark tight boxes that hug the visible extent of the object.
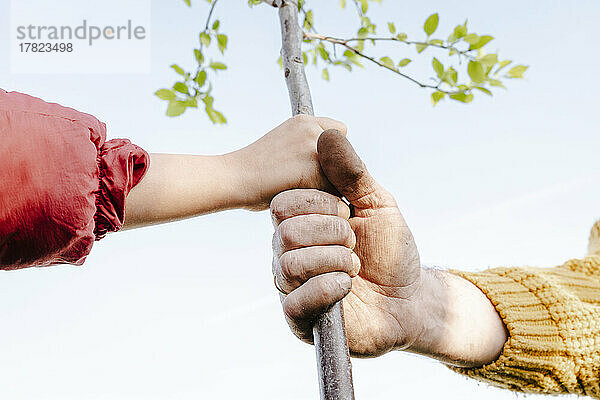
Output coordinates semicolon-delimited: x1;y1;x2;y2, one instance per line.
0;0;598;399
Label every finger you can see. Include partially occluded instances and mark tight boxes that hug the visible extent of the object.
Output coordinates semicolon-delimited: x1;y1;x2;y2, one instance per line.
270;189;350;226
283;272;352;342
275;214;356;253
275;245;361;293
315;117;347;136
317;130;395;209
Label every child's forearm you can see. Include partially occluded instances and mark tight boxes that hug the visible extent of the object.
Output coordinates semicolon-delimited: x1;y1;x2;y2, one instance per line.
121;115;347;230
123;153;248;229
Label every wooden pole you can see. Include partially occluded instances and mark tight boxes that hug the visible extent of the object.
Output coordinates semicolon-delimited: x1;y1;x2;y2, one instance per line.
277;2;355;399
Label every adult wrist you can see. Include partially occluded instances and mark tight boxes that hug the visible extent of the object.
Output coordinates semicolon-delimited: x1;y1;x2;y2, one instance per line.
403;267;451;359
404;268;508;368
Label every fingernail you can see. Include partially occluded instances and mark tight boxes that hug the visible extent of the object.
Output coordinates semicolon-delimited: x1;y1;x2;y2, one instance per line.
350;251;361;276
337;200;350;220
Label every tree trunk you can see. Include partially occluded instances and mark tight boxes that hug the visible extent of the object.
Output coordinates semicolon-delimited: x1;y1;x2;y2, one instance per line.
277;2;355;399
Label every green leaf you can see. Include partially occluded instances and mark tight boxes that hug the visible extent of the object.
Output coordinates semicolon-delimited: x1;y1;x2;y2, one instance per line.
396;32;407;41
212;20;220;31
452;24;467;39
398;58;411;67
358;0;368;13
185;97;198;108
432;57;444;78
184;0;191;6
495;60;512;74
431;91;445;105
441;67;458;86
344;50;363;67
479;53;498;69
429;39;443;46
303;10;314;30
317;44;330;61
340;0;346;8
488;79;505;88
464;33;479;45
415;43;428;53
388;22;396;34
173;82;189;94
423;13;439;36
507;65;528;78
322;68;330;81
217;34;228;54
194;49;204;64
166;100;187;117
443;67;458;86
380;56;395;69
467;61;485;83
474;86;493;96
209;61;227;71
202;95;226;124
449;92;474;103
211;110;227;124
155;89;176;101
200;32;211;47
195;70;207;87
469;35;493;50
335;60;352;71
171;64;185;76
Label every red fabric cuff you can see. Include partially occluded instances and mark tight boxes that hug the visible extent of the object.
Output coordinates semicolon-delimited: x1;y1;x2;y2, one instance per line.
94;139;149;240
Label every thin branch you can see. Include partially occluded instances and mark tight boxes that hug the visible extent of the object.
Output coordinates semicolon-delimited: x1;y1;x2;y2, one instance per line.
305;32;476;61
204;0;219;31
304;32;458;93
193;0;221;96
351;0;364;18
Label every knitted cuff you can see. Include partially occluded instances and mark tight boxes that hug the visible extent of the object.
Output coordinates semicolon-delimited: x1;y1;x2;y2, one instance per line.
448;259;600;397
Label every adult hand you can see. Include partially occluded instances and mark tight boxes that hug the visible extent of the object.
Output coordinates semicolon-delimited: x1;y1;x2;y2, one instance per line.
270;131;507;366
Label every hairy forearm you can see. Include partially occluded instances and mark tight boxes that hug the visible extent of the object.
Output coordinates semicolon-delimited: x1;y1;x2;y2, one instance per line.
408;268;508;368
123;153;248;229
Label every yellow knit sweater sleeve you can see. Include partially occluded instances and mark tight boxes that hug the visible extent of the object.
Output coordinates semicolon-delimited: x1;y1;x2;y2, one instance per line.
448;222;600;397
451;257;600;396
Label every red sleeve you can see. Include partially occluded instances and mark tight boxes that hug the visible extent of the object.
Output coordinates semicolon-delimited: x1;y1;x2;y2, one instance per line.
0;89;149;270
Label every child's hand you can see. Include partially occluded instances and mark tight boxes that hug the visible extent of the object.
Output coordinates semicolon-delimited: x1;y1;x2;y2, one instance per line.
230;115;347;211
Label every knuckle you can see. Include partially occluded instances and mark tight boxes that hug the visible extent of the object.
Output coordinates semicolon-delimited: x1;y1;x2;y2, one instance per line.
282;296;303;321
270;197;288;222
335;247;352;269
331;217;352;242
280;251;303;283
315;276;335;300
278;220;297;249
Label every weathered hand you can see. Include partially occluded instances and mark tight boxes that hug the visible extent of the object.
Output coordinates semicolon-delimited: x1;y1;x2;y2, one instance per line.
271;131;508;365
271;130;427;357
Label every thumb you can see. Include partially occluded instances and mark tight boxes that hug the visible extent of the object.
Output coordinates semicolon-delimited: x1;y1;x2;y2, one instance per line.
317;129;395;209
